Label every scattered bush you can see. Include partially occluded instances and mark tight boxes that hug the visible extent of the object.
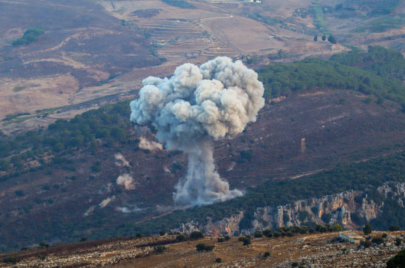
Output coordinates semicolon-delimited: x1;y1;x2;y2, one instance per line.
361;240;372;248
196;243;215;252
254;231;263;238
2;257;18;264
39;241;49;249
154;245;166;254
263;229;273;237
14;190;25;197
372;237;384;245
264;251;271;258
190;231;204;240
389;225;400;231
217;237;225;243
176;234;186;241
238;236;251;246
216;258;222;263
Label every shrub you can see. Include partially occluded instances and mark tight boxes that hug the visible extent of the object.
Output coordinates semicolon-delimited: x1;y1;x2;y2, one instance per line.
263;229;273;237
2;257;18;264
254;231;263;238
238;236;251;246
196;243;215;252
190;231;204;240
361;240;372;248
80;237;87;242
396;238;402;246
39;241;49;249
216;258;222;263
389;225;400;231
372;237;384;245
382;233;387;238
176;234;186;241
159;230;166;236
136;233;144;238
15;190;25;197
154;245;166;254
264;251;270;258
217;237;225;243
224;235;231;241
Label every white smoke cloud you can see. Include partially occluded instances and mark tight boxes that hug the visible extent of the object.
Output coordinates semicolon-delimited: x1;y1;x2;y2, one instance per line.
114;153;130;167
139;137;163;151
116;206;145;213
130;57;265;206
116;174;136;190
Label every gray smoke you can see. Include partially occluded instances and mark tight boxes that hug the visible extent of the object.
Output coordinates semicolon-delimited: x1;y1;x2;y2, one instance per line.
130;57;265;206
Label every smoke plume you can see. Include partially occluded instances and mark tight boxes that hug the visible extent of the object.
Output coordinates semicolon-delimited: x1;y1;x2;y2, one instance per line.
130;57;265;206
114;153;130;167
116;174;136;190
139;137;163;151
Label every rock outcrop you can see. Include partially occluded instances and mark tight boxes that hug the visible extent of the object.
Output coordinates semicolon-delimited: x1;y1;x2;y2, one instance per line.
173;182;405;236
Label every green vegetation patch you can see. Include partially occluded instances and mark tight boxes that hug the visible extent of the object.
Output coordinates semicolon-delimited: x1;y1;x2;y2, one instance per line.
312;4;330;35
12;27;44;47
161;0;195;9
12;86;26;92
259;46;405;107
247;14;284;26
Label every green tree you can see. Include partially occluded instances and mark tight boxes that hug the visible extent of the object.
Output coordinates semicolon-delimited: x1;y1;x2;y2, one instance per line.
363;223;372;235
190;231;204;240
328;35;337;44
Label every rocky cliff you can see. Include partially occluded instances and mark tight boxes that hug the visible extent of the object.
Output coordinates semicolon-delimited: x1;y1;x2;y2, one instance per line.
174;182;405;236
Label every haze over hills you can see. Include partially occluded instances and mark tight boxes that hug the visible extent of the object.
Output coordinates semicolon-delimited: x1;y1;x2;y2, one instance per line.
1;0;405;266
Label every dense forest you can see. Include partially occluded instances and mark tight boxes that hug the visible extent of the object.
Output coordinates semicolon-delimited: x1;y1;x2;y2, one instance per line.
259;46;405;107
0;101;132;181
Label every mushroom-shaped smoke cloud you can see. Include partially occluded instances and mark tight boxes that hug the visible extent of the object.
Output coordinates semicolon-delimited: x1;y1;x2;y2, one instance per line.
130;57;265;206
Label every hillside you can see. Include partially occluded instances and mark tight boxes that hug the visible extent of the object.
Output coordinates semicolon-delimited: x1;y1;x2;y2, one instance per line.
2;0;405;134
1;231;404;267
2;47;405;251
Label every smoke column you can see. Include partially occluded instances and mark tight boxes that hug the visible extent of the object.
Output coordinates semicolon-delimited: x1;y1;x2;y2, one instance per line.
130;57;265;206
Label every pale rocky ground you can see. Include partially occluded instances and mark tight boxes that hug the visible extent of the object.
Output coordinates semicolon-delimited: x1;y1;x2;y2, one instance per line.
1;231;404;267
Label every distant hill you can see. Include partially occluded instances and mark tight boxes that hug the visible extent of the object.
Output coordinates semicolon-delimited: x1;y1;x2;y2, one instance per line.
2;47;405;251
